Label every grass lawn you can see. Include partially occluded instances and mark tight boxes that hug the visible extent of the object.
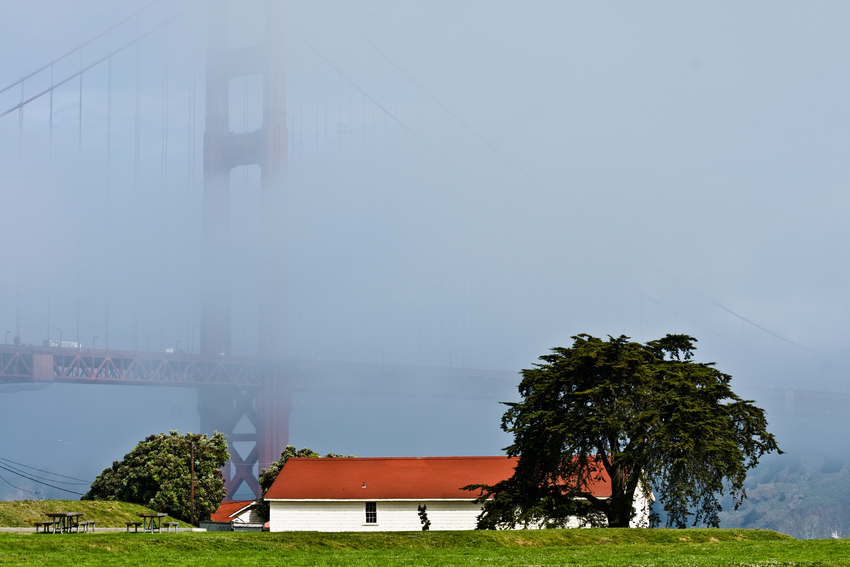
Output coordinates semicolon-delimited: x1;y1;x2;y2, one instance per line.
0;500;187;528
0;528;848;566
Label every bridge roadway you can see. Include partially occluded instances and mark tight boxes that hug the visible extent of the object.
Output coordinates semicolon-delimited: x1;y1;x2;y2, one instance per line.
0;345;516;398
0;344;846;414
2;344;848;417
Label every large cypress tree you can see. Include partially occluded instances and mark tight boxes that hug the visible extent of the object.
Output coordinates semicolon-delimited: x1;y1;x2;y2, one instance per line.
468;334;781;529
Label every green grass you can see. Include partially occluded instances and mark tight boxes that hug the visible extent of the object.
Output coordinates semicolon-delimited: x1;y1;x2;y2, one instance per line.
0;528;848;566
0;500;187;528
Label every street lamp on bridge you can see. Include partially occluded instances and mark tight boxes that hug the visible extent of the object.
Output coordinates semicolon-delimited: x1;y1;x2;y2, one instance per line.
4;331;8;345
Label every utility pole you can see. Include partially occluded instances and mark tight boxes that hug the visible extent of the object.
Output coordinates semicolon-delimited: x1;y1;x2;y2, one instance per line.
190;440;196;526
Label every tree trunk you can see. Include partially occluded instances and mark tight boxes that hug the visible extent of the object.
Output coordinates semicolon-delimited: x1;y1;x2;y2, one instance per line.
605;464;633;528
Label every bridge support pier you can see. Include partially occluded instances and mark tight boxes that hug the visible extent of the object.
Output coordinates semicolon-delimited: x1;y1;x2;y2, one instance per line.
197;376;290;500
257;368;292;478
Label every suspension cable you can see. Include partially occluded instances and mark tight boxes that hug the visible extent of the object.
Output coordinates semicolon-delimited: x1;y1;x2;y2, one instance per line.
0;0;161;96
0;3;195;119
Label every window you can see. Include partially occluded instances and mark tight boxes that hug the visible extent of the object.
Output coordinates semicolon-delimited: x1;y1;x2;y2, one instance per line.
365;502;377;524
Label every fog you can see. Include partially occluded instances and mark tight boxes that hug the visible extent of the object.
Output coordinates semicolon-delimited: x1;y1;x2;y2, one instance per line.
1;0;850;500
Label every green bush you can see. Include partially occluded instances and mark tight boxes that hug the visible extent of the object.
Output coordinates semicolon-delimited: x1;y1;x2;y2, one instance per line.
82;430;229;525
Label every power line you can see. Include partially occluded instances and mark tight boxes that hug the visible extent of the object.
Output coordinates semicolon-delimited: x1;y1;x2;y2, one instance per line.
0;457;91;485
0;464;85;496
0;474;41;496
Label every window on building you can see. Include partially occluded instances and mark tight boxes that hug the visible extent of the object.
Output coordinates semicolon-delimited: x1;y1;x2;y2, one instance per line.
365;502;377;524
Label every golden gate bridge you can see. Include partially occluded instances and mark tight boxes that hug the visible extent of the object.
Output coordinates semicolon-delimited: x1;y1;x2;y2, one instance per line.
1;0;845;499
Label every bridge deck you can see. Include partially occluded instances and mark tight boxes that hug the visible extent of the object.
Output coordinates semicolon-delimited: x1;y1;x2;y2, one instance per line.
0;345;517;398
2;345;848;416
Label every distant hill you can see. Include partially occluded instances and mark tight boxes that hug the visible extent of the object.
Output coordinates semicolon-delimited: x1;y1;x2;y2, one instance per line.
718;455;850;539
0;500;187;528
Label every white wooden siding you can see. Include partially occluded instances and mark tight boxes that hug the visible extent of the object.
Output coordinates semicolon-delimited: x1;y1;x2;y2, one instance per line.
269;500;484;532
269;490;653;532
630;484;654;528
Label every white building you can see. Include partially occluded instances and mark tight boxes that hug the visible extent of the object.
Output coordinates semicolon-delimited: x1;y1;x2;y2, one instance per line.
211;500;262;524
265;456;652;532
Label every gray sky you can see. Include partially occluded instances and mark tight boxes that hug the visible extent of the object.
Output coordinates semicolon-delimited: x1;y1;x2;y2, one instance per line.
1;1;848;499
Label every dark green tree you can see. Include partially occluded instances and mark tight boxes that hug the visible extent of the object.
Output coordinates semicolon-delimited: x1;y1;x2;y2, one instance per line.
256;445;353;520
82;430;229;525
467;334;781;529
418;504;431;531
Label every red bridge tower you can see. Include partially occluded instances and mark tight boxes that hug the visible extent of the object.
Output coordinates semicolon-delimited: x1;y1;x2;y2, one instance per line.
199;0;290;498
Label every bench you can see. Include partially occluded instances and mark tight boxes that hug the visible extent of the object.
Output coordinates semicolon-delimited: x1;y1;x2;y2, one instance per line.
34;522;54;534
74;520;96;533
164;522;179;533
125;522;143;533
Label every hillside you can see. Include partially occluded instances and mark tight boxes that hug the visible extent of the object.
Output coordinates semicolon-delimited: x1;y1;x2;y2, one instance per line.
719;455;850;539
0;500;187;528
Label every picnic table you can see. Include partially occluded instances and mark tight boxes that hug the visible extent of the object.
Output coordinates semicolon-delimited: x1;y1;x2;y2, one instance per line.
138;513;168;533
43;512;82;534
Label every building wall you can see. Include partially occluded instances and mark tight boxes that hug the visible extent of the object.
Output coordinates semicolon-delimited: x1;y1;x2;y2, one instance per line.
270;491;654;532
630;484;654;528
232;506;262;524
270;500;484;532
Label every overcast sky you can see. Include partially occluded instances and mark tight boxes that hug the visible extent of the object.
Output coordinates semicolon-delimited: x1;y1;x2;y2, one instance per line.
1;1;849;500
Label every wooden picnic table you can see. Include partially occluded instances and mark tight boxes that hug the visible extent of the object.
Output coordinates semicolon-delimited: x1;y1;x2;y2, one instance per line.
138;513;168;533
44;512;82;534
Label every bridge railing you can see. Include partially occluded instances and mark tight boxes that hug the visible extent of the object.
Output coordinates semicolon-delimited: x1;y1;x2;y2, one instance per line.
0;346;263;387
0;345;518;397
5;346;850;416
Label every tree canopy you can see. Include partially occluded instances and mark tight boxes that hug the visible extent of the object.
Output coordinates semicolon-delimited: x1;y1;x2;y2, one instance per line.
468;334;781;529
82;430;229;525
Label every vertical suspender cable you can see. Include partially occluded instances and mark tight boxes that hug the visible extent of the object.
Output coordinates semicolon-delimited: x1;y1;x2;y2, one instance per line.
188;7;196;353
133;20;141;351
359;54;366;362
314;52;320;360
18;83;23;143
47;66;54;345
242;66;249;357
324;59;330;166
76;52;83;346
346;75;352;360
369;55;378;362
160;20;169;352
105;51;112;350
16;83;23;343
49;66;54;159
338;73;343;359
297;40;305;356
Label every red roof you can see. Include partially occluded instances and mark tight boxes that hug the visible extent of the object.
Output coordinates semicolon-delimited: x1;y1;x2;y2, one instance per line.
264;456;612;500
211;500;255;522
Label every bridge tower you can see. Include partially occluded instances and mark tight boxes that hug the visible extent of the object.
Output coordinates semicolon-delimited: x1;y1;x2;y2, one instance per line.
198;0;290;498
